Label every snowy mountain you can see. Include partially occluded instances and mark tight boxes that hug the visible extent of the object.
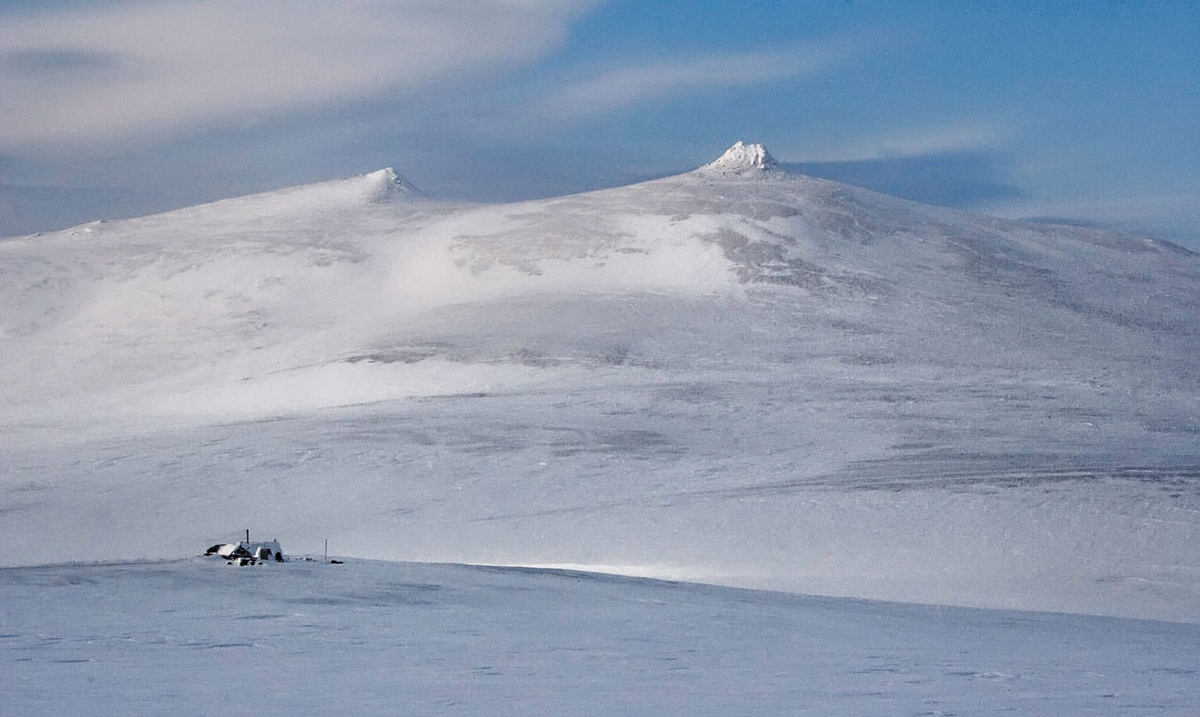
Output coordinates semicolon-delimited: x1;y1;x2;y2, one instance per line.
699;139;782;174
2;143;1198;621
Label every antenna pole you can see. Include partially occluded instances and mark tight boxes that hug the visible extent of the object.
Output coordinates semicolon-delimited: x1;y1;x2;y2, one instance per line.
324;538;328;562
245;528;249;543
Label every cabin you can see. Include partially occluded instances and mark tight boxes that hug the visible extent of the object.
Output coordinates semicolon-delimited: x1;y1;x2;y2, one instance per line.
205;534;284;564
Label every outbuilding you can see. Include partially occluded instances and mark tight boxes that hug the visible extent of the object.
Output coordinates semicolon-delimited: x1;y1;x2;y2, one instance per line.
205;534;284;564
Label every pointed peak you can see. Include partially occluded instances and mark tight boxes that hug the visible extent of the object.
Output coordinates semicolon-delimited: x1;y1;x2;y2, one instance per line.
364;167;424;202
699;141;781;176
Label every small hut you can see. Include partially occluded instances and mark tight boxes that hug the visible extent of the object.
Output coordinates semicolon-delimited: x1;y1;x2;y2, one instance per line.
205;532;284;564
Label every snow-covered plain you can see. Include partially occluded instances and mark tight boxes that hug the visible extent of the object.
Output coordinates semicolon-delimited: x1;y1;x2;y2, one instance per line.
2;144;1199;711
4;558;1199;716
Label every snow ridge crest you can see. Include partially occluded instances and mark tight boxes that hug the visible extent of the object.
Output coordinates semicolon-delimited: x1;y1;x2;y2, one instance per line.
700;141;781;176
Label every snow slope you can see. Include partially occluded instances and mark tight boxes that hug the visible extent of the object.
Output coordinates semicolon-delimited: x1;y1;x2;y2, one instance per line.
4;559;1198;716
2;144;1198;621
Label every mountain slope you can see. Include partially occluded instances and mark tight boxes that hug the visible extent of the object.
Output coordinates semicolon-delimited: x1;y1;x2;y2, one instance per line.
2;144;1198;620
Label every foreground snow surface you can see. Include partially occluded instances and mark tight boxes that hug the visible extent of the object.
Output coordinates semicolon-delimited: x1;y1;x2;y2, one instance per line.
3;559;1198;716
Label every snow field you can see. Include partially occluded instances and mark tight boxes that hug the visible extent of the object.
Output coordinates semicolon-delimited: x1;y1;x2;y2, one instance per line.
3;558;1198;716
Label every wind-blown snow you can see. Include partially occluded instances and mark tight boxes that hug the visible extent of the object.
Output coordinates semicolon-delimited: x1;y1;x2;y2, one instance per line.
2;143;1199;625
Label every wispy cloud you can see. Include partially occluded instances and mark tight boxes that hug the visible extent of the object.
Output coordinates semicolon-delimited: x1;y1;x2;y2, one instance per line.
0;0;595;149
793;123;1011;163
775;121;1021;209
515;42;859;129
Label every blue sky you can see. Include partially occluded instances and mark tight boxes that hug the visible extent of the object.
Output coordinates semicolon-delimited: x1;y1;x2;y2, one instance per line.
1;0;1197;246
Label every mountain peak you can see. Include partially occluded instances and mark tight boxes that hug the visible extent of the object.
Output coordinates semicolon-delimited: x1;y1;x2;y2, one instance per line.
364;167;424;202
699;141;781;176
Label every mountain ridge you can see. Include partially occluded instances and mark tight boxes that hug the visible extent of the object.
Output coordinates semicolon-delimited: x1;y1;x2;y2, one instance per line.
10;142;1192;260
1;142;1198;621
